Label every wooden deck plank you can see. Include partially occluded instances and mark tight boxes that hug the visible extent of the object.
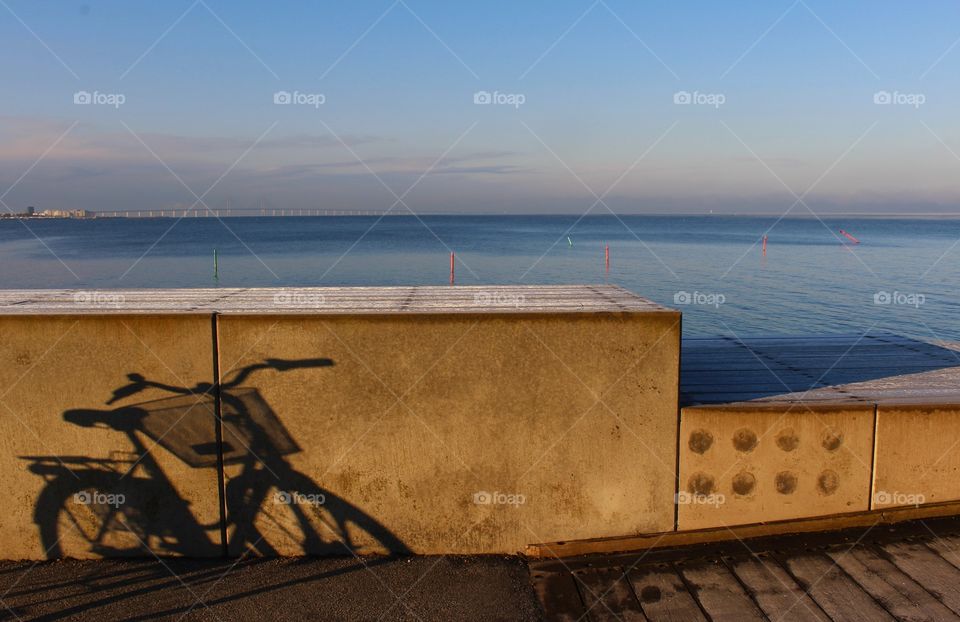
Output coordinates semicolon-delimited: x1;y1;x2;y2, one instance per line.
728;554;830;622
677;560;766;621
827;545;960;621
573;567;647;621
532;516;960;620
922;534;960;572
781;552;895;621
880;541;960;615
627;565;707;622
533;571;587;622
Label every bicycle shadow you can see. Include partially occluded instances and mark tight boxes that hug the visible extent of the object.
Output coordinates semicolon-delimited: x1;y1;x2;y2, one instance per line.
22;357;410;560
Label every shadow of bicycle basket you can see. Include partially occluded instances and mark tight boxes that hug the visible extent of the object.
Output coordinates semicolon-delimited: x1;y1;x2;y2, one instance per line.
135;388;299;469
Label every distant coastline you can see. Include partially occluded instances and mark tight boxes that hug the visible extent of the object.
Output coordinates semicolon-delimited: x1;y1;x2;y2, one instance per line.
1;209;94;220
2;210;959;220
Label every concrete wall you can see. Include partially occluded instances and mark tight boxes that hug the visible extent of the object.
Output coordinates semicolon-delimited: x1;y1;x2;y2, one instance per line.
874;402;960;509
0;315;221;559
679;400;960;530
215;313;681;555
678;403;874;530
4;310;957;558
0;310;680;558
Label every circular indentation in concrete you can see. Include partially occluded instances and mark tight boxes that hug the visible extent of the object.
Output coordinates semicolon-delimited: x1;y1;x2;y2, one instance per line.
688;472;716;495
688;429;714;454
732;471;757;496
639;585;662;603
776;428;800;452
817;470;839;495
775;471;798;495
821;429;844;452
732;428;758;453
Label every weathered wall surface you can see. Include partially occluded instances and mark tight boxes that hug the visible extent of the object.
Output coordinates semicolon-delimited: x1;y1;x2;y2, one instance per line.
678;404;874;530
874;402;960;509
215;313;681;555
0;315;221;559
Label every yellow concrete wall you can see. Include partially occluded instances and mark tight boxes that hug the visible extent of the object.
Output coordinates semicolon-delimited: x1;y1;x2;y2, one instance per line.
215;312;681;555
13;309;956;558
0;316;221;559
678;404;874;530
874;403;960;509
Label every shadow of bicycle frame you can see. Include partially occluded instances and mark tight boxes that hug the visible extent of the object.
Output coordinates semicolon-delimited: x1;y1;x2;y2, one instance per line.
22;357;410;559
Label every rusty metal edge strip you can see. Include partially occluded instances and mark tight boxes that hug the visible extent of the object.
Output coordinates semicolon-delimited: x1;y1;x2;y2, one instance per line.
525;501;960;559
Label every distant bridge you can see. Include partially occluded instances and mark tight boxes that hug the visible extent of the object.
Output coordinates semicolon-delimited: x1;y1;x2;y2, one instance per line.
94;208;404;218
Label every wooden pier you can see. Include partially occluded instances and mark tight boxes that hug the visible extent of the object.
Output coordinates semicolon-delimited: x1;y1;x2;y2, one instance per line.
532;514;960;621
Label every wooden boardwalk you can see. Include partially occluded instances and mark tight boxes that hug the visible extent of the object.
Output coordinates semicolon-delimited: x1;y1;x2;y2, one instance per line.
531;515;960;621
681;332;960;405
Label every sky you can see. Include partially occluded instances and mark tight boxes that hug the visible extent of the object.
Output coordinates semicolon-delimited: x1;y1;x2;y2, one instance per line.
2;0;960;215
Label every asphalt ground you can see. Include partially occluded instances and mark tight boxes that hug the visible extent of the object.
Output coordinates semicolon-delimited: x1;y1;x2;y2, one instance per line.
0;555;541;621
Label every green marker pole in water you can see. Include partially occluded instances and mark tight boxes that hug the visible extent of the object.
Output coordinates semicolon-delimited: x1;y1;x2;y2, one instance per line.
214;248;219;281
567;236;573;247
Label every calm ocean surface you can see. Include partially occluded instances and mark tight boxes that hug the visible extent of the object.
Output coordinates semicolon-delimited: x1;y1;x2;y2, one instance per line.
1;215;958;339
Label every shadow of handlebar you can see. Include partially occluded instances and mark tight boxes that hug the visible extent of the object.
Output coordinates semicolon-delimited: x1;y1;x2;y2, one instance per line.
104;358;335;405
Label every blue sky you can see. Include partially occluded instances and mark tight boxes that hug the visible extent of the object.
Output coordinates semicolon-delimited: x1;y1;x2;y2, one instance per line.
2;0;960;214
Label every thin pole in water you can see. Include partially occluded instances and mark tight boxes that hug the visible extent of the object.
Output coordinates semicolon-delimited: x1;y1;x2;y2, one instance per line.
214;249;219;281
762;235;767;256
450;251;455;285
605;245;610;272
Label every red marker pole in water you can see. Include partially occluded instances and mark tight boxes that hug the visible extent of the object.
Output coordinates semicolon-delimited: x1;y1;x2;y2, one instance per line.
762;235;767;256
450;251;455;285
840;229;860;244
605;245;610;272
